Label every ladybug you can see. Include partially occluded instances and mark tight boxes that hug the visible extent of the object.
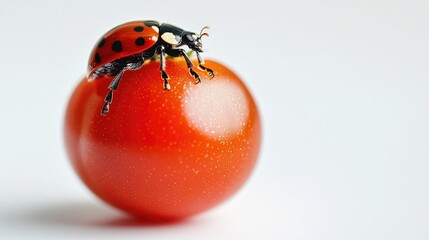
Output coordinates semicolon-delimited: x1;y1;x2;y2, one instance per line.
87;20;214;115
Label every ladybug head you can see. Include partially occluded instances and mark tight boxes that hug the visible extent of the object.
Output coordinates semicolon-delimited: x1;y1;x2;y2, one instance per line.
182;26;210;52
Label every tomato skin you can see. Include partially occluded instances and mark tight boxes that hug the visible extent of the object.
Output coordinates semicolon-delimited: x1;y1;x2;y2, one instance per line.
64;59;261;220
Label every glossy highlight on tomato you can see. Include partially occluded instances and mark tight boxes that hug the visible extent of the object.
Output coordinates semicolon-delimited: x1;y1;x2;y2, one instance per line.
64;59;261;220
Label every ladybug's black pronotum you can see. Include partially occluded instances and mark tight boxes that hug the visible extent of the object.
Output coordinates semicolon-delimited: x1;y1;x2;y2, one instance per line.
87;20;214;115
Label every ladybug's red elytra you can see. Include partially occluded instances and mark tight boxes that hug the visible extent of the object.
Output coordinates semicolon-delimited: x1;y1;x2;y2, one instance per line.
87;20;214;115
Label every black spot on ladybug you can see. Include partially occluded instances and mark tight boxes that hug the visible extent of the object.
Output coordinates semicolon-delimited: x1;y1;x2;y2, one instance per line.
135;37;145;46
112;41;122;52
144;21;158;27
134;26;144;32
97;38;105;48
95;53;101;63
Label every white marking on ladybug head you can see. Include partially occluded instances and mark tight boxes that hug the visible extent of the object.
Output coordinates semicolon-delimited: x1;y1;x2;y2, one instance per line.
161;32;180;45
151;26;159;33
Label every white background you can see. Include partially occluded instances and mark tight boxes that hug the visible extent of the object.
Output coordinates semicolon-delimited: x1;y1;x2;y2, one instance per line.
1;0;429;239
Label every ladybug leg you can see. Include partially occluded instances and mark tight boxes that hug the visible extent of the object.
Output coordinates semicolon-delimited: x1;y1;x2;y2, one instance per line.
101;61;143;116
157;46;171;90
165;48;201;84
101;70;123;115
196;51;214;78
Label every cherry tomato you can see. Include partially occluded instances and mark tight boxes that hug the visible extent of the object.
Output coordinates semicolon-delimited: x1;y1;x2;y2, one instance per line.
64;59;261;220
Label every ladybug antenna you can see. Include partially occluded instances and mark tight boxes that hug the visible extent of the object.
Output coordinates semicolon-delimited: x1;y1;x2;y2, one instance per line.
198;26;210;39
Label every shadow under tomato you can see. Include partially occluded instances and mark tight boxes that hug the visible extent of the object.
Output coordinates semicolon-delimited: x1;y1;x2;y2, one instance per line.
23;201;207;229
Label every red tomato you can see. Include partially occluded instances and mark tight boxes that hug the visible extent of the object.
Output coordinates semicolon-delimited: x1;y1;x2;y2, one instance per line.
64;59;261;220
